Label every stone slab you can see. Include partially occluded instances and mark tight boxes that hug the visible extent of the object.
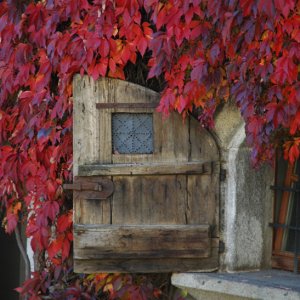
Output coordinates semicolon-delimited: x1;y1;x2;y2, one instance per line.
172;270;300;300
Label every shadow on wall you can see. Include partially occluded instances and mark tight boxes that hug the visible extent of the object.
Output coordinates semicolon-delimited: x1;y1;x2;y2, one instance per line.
0;227;21;300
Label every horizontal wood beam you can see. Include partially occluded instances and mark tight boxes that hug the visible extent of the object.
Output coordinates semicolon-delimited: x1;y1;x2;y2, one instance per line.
78;161;213;176
96;102;159;109
74;224;211;259
74;248;219;274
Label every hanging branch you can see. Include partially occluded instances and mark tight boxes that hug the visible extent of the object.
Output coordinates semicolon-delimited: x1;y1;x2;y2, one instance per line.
15;224;31;280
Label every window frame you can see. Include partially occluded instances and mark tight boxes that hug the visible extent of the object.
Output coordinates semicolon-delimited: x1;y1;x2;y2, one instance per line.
272;152;300;273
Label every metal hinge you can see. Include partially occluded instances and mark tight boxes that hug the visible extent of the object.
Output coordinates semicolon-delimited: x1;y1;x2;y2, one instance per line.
220;168;227;182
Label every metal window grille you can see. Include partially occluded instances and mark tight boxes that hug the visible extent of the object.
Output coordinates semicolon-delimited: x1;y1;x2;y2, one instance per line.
112;113;153;154
270;158;300;274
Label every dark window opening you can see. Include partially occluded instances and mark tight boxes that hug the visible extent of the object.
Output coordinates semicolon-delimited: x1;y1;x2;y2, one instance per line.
0;227;22;299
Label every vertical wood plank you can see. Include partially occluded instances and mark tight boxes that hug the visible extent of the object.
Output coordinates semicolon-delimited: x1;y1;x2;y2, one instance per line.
186;117;220;236
159;114;190;162
153;111;163;158
73;75;101;176
186;174;217;229
112;175;187;225
74;191;111;225
98;79;113;164
189;117;219;162
186;168;219;237
113;79;159;105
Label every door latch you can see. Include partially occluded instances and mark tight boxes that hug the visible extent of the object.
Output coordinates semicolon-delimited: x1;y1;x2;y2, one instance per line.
63;177;114;200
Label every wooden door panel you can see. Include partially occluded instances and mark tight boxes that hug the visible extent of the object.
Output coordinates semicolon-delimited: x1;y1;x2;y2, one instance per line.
187;171;219;232
72;176;113;225
74;195;111;225
111;175;187;225
72;77;220;273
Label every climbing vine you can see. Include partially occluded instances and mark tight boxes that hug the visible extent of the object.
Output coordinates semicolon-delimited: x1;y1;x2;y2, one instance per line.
0;0;299;299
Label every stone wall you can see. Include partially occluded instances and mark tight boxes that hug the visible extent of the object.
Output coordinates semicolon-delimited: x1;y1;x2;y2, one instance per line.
172;102;275;299
213;102;273;271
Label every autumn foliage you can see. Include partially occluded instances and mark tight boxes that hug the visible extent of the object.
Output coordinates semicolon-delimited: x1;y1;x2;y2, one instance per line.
0;0;299;299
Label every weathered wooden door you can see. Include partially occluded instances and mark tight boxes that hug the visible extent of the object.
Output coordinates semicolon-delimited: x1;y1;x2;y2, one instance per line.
71;76;220;273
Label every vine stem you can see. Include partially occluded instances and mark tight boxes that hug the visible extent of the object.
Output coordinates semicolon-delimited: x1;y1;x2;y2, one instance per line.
15;224;31;280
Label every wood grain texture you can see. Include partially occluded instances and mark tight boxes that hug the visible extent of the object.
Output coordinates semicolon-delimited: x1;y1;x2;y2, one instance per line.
73;77;220;272
74;246;219;273
78;162;212;176
189;117;219;162
96;102;159;109
74;224;210;259
74;191;112;225
73;75;101;176
111;175;187;224
185;166;220;236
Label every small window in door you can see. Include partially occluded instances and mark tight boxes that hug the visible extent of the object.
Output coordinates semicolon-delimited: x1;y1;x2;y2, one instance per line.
112;113;153;154
272;153;300;273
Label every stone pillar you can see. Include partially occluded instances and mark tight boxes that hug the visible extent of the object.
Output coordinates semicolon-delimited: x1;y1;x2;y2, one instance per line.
214;103;273;271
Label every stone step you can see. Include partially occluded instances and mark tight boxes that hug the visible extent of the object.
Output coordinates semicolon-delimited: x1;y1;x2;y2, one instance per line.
172;270;300;300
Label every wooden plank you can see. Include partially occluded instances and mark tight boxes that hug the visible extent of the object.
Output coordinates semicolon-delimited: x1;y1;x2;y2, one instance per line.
159;113;190;162
153;111;163;159
74;246;219;273
189;117;220;162
75;236;219;260
111;175;187;224
208;162;220;237
73;75;102;176
74;225;210;259
187;117;220;236
74;192;112;225
73;177;112;225
75;249;209;259
78;162;212;176
98;79;113;163
186;169;220;236
112;78;159;105
112;154;154;164
96;102;158;109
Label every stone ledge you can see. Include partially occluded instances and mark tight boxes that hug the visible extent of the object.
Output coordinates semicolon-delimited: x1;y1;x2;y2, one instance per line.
172;270;300;300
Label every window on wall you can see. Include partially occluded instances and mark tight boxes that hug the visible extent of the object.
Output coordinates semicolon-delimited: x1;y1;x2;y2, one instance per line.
272;152;300;273
112;113;153;154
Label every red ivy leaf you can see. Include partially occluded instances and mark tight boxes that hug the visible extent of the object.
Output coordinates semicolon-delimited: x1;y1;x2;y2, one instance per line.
57;211;72;233
137;36;148;56
257;0;275;16
274;0;295;18
6;213;18;233
272;52;298;84
43;201;59;221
